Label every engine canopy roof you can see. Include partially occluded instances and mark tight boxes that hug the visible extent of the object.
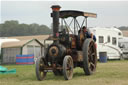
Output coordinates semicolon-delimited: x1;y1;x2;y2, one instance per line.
51;10;97;18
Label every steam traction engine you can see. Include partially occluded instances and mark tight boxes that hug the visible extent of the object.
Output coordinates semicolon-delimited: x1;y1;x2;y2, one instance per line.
35;5;97;80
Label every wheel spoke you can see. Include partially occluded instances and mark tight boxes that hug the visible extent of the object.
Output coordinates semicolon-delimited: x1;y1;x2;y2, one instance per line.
89;42;93;47
90;62;95;68
91;52;95;56
89;52;96;70
90;52;95;61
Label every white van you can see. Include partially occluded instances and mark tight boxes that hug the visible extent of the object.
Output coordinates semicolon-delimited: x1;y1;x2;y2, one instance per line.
119;37;128;59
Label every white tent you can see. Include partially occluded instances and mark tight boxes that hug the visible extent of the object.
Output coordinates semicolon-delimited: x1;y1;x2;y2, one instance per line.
0;38;20;54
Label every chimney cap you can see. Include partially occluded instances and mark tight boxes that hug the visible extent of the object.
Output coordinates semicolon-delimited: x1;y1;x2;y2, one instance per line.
51;5;61;11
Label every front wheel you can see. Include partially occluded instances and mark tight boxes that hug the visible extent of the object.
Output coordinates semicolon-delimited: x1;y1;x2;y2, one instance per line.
35;57;47;81
63;55;74;80
83;39;97;75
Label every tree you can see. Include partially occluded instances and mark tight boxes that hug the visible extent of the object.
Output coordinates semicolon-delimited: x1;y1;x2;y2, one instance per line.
118;26;128;30
0;20;52;37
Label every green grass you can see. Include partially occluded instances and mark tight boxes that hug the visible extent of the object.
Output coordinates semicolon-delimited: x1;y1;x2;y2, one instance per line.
0;60;128;85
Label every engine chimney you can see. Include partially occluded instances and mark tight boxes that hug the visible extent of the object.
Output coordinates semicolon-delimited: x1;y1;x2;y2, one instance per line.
51;5;61;40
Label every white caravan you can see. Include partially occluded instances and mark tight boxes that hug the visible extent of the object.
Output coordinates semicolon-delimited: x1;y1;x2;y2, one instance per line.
89;27;123;59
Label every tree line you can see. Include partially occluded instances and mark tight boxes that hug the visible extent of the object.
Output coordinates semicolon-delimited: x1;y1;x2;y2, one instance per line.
0;20;128;37
118;26;128;30
0;20;52;37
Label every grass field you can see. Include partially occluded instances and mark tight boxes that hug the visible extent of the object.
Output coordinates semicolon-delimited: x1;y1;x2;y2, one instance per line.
0;60;128;85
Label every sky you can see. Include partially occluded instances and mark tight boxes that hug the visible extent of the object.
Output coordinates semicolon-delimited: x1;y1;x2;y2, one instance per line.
1;0;128;28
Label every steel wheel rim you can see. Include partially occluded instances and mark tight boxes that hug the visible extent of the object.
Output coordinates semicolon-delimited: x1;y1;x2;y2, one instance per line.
39;59;47;80
66;57;73;78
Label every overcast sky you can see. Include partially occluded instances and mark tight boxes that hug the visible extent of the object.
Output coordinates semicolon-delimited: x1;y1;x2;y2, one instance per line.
1;1;128;27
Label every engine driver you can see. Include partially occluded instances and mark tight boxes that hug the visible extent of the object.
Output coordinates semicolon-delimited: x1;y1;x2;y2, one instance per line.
82;26;96;42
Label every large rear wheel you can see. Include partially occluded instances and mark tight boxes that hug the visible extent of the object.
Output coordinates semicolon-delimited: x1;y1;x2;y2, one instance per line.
63;55;74;80
35;57;47;81
82;39;97;75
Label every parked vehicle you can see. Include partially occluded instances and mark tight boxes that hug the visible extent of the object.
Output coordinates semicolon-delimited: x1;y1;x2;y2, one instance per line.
119;37;128;59
89;27;123;59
